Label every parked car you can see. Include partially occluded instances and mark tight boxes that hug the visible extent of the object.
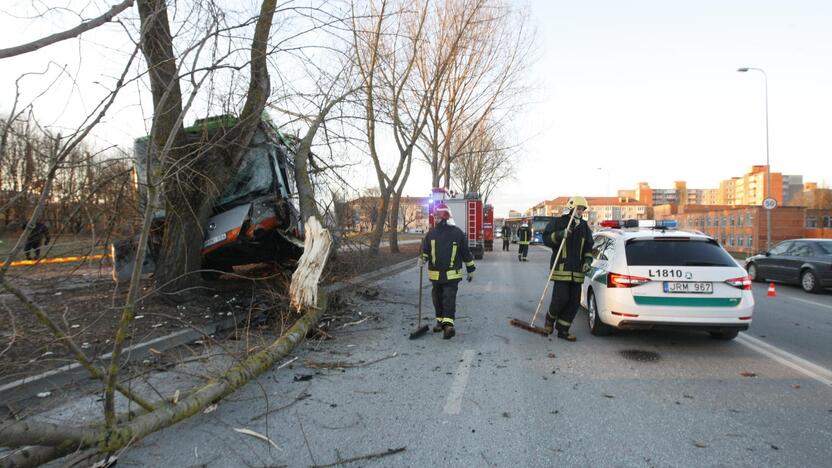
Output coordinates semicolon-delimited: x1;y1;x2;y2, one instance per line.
744;239;832;293
581;220;754;340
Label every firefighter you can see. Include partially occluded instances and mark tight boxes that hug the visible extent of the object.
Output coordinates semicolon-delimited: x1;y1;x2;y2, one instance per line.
516;221;531;261
24;221;51;261
501;224;511;251
419;202;476;339
542;197;593;341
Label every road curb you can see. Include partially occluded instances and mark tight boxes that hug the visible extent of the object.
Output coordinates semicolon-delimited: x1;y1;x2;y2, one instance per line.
0;256;417;405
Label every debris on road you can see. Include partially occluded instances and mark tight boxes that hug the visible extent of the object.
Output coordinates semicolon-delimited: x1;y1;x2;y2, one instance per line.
233;427;282;451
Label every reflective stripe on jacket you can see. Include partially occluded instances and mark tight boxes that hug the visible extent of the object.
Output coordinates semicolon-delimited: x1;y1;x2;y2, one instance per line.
516;226;532;245
421;221;476;283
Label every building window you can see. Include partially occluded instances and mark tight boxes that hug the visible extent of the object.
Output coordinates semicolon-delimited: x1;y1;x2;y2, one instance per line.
737;214;743;226
807;216;817;228
729;215;735;226
722;216;727;226
728;236;734;246
747;236;753;248
747;212;753;225
705;216;711;227
738;236;744;247
825;216;832;228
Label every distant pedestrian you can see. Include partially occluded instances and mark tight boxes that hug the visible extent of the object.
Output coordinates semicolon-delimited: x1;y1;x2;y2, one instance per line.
24;221;50;260
420;203;476;339
501;224;511;251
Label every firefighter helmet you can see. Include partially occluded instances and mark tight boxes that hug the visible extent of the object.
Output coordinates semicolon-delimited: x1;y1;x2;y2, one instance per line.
434;202;452;220
567;196;589;210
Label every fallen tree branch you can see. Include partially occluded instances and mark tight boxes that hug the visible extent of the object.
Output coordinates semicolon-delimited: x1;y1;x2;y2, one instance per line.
311;446;406;467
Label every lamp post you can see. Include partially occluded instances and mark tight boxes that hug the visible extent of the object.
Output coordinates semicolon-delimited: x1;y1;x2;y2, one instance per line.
737;67;772;251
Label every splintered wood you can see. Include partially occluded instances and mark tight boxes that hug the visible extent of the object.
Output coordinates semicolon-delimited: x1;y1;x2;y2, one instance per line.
289;217;333;314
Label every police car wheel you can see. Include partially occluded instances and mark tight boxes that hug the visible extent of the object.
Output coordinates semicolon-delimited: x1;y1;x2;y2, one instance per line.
587;291;612;336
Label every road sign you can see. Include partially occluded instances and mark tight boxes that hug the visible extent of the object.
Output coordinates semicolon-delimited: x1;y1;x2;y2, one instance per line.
763;197;777;210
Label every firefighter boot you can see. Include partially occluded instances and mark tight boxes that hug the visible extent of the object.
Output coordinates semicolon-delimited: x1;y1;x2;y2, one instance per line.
443;325;456;339
557;331;577;342
543;317;554;336
433;321;444;333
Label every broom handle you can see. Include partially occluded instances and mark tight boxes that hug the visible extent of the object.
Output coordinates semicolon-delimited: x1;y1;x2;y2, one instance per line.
529;208;579;325
417;263;423;325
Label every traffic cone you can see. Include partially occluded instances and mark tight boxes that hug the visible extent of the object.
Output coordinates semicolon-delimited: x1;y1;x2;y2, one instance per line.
767;282;777;297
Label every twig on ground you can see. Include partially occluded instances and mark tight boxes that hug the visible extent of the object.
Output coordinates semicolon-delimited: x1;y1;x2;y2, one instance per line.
297;411;316;466
233;427;282;451
310;446;406;467
302;352;398;370
339;316;370;328
250;383;311;421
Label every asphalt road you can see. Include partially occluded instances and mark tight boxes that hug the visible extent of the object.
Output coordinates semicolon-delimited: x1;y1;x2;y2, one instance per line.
119;244;832;467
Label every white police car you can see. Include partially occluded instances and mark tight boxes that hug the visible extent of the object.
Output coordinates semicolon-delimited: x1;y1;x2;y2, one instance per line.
581;220;754;340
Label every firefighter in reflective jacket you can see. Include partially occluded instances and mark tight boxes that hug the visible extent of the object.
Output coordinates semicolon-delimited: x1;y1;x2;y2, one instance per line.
420;203;476;339
542;197;593;341
516;222;531;261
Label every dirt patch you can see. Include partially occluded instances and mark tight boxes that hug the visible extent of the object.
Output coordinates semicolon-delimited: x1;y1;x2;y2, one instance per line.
0;242;419;386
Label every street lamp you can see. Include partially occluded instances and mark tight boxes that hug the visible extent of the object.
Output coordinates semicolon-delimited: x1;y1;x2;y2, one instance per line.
737;67;772;251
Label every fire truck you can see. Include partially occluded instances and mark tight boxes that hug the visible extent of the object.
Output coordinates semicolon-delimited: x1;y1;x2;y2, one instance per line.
428;188;484;260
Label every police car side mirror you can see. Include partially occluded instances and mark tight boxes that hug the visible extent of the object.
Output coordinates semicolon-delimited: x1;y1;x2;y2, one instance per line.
763;251;771;257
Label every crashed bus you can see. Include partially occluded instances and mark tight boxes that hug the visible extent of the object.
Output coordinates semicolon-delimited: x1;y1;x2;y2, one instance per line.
112;115;305;281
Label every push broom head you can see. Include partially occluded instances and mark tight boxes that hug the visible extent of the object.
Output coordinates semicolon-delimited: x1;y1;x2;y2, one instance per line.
509;318;550;337
409;324;430;340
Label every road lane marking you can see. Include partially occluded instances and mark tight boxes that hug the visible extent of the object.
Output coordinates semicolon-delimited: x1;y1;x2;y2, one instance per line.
783;296;832;311
443;349;476;415
737;333;832;387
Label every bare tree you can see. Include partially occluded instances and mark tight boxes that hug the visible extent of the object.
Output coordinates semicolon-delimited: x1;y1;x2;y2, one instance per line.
450;120;514;202
353;0;490;253
417;0;533;189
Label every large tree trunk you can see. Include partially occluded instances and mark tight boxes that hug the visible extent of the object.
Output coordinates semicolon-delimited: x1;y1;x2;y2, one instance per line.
368;190;391;254
388;192;400;253
141;0;277;295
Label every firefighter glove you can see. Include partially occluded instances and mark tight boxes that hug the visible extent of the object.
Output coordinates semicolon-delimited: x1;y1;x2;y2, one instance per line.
582;259;592;273
418;255;426;268
467;272;474;282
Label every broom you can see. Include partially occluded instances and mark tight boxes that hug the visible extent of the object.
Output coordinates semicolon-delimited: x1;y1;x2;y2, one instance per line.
409;263;430;339
509;207;579;336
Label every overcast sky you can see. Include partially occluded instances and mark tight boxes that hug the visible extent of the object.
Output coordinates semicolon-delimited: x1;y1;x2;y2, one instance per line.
2;1;831;219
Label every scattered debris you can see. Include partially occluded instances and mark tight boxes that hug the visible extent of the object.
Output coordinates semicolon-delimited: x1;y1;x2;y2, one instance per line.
739;371;757;378
501;412;510;418
233;427;282;451
603;394;615;399
547;352;556;359
36;391;51;398
693;441;708;448
294;374;314;382
204;404;218;414
791;384;801;389
310;446;406;468
769;444;780;450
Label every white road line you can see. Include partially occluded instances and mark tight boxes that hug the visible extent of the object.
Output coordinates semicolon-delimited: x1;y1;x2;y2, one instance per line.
443;349;476;415
736;333;832;387
783;295;832;311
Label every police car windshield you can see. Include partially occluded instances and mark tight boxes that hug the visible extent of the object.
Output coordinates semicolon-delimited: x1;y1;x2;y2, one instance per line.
625;238;736;267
